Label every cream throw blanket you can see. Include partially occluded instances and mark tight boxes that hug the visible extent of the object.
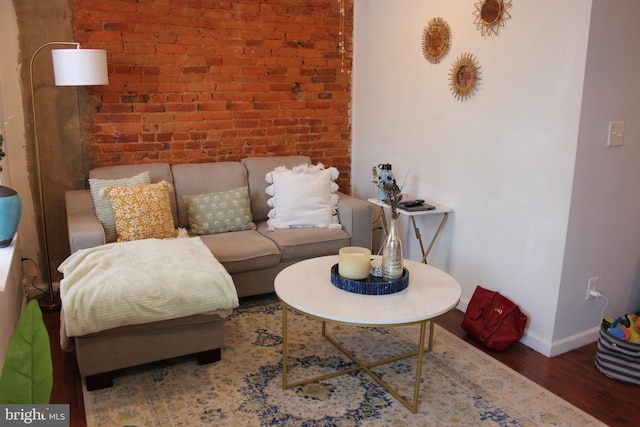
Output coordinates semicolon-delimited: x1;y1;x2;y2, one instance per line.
59;237;239;337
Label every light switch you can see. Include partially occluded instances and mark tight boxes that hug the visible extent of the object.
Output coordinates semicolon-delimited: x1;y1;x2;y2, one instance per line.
607;121;624;147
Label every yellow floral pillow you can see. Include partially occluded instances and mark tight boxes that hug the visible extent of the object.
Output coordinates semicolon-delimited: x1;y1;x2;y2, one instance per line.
105;181;177;242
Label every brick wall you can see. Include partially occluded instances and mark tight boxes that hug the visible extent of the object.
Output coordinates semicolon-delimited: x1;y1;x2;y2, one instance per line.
70;0;353;190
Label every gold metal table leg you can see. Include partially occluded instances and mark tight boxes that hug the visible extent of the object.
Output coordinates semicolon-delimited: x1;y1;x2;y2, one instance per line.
411;216;425;259
420;212;449;264
378;207;449;264
378;207;388;255
280;301;435;413
281;301;289;389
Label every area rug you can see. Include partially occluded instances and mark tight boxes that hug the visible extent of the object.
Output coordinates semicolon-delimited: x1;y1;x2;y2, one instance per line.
83;301;605;426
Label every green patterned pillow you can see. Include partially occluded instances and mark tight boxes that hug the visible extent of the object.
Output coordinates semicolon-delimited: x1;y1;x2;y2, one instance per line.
183;186;256;235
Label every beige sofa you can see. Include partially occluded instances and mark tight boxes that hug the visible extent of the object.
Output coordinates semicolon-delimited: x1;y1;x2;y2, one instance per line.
63;155;372;389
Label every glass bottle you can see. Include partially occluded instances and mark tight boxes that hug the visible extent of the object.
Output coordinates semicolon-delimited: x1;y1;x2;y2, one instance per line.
381;216;403;280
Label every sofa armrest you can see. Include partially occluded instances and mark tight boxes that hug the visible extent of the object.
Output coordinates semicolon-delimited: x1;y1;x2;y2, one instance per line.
336;192;372;250
65;190;106;253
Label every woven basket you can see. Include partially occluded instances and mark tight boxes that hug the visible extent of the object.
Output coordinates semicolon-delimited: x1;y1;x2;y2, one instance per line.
595;323;640;386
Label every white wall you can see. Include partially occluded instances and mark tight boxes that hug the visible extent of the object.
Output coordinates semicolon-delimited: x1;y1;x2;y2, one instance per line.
554;0;640;352
353;0;593;355
0;0;39;273
0;239;24;371
0;0;30;371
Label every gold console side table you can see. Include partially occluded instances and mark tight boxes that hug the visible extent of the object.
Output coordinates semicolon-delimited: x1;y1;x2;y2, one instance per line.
368;198;453;264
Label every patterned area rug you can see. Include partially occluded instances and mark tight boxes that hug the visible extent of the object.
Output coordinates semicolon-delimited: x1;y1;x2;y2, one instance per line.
83;300;605;426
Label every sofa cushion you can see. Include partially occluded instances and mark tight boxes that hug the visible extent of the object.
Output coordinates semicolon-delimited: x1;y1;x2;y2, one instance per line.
256;221;349;261
89;171;151;243
241;156;311;223
265;163;340;230
105;181;177;242
197;230;281;274
183;186;256;235
171;162;248;228
89;163;178;227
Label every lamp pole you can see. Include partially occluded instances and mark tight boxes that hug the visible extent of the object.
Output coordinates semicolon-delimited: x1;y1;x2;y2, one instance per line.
28;42;108;311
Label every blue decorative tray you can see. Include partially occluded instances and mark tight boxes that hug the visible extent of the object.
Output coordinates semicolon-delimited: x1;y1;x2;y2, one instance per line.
330;263;409;295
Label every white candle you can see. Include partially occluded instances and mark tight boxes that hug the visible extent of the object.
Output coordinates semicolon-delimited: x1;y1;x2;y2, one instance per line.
338;246;372;280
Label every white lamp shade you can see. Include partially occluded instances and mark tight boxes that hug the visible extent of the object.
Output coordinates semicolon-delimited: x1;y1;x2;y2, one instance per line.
51;49;109;86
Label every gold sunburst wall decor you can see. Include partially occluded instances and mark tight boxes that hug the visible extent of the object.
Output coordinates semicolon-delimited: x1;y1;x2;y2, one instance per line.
473;0;512;37
449;53;481;101
422;17;452;64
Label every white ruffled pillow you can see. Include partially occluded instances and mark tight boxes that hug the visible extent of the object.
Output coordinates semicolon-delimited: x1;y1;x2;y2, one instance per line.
265;163;341;230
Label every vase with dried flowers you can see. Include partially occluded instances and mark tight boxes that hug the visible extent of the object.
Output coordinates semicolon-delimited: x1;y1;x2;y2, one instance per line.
372;166;404;280
0;117;22;248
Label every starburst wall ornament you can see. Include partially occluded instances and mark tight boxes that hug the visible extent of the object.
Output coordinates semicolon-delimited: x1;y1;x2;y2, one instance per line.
449;53;481;101
473;0;512;37
422;17;452;64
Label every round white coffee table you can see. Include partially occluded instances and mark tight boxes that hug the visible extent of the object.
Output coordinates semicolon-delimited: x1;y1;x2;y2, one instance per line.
274;255;461;413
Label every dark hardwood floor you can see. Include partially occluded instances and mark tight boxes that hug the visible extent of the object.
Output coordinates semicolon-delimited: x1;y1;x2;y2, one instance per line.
45;304;638;427
436;311;638;427
43;309;87;427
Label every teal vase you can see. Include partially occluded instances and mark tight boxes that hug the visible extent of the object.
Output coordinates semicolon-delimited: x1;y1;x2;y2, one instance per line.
0;185;22;248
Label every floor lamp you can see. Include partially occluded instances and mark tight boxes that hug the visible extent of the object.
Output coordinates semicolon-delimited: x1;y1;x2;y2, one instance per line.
29;42;109;311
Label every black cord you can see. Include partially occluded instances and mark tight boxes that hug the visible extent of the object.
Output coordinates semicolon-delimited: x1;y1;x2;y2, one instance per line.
21;257;50;297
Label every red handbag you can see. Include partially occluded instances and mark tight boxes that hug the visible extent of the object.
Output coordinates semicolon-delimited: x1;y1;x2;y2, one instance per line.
461;285;528;351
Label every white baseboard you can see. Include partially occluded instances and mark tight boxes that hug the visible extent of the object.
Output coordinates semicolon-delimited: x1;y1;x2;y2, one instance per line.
547;326;600;357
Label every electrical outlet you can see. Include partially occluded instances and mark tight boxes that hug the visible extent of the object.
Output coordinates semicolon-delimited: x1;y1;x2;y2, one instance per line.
585;276;599;300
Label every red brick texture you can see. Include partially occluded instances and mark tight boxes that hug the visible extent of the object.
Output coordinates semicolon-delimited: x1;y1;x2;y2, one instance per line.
70;0;353;191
